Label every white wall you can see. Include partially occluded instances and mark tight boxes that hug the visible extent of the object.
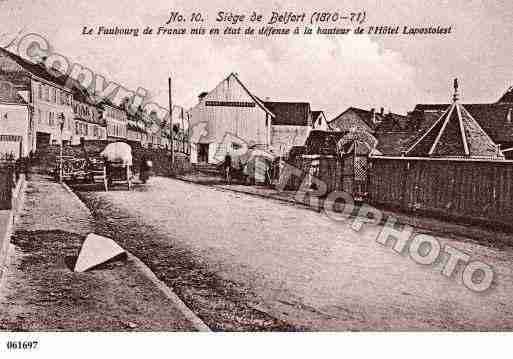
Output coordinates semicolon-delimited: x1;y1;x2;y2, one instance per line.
188;75;269;163
31;79;75;146
0;103;30;157
271;125;311;156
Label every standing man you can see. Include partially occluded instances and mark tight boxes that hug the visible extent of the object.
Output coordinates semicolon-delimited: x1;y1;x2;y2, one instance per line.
224;153;232;184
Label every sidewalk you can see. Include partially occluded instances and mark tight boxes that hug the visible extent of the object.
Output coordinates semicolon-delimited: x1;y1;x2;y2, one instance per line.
176;173;513;248
0;174;201;331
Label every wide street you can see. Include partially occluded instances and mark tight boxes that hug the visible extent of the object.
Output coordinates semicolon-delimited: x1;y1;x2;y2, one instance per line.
78;177;513;331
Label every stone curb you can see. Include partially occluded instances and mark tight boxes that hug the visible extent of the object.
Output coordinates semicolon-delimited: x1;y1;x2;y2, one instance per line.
127;253;211;332
62;180;211;332
0;175;26;286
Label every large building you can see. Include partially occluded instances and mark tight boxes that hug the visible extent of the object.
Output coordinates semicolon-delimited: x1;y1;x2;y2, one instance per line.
188;73;274;163
188;73;321;163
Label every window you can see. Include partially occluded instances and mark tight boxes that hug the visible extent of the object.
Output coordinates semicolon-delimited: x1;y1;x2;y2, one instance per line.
38;84;43;99
38;109;42;124
49;112;54;126
75;121;79;135
44;86;49;101
51;88;56;103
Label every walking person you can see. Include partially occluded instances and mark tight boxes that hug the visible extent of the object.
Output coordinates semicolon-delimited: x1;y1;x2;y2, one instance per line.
140;155;151;184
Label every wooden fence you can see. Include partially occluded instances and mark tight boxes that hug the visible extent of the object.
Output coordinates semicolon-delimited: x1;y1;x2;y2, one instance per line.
367;156;513;228
0;161;19;210
281;153;366;195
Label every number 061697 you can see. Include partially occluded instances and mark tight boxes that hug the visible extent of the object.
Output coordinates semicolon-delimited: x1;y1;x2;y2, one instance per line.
6;341;38;350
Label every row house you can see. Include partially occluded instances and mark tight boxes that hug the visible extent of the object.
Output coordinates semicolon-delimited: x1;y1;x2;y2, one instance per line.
101;100;128;140
0;47;92;155
1;46;171;155
71;86;107;143
0;47;75;151
127;112;149;147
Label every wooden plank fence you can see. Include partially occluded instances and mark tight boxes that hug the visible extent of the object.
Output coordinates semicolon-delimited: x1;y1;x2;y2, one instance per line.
367;156;513;228
0;162;16;210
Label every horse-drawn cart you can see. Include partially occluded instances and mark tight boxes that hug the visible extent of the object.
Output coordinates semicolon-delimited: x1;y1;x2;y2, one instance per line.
100;142;133;191
53;142;133;191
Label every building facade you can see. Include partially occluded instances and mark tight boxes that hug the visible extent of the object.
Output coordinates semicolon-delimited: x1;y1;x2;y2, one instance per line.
71;88;106;143
188;73;274;163
0;47;75;151
265;101;313;157
102;100;128;140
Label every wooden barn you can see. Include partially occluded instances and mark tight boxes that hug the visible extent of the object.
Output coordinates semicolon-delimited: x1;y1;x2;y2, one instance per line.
188;73;274;164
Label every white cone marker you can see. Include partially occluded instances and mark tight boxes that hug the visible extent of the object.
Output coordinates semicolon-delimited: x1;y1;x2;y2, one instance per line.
74;233;126;272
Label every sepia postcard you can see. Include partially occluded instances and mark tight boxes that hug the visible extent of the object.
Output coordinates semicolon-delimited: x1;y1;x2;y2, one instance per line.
0;0;512;357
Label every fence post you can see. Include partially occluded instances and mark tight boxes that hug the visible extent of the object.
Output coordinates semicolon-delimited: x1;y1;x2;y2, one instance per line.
0;164;14;210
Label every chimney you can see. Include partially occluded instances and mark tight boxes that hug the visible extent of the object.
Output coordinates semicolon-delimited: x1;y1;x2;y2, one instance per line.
370;108;376;124
198;91;208;103
380;107;384;116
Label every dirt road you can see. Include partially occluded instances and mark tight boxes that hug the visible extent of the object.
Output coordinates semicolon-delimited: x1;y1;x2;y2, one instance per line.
77;177;513;330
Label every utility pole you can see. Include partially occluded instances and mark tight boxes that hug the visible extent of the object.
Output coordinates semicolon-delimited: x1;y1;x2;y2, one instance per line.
181;107;184;153
168;77;174;170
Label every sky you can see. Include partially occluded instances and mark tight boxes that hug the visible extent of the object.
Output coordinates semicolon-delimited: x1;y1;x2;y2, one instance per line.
0;0;511;119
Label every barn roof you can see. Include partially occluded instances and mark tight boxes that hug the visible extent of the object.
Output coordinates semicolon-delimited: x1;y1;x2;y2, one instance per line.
264;101;311;126
229;73;275;118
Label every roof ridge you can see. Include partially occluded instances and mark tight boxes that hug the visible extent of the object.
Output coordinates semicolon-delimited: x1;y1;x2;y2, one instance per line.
228;73;275;118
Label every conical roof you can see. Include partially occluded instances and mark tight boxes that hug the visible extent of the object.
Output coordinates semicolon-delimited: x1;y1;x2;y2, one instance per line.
406;80;502;158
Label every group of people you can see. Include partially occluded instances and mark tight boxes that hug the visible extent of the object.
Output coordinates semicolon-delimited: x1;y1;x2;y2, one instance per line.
223;152;275;186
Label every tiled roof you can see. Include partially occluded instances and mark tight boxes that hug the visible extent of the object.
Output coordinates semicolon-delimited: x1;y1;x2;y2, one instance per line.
264;101;311;126
375;131;419;156
0;90;28;105
329;107;389;131
412;103;513;145
304;130;348;155
0;47;71;89
374;112;409;132
406;100;501;158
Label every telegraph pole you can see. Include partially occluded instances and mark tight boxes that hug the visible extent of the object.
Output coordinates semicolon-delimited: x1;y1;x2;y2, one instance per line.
168;77;174;170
